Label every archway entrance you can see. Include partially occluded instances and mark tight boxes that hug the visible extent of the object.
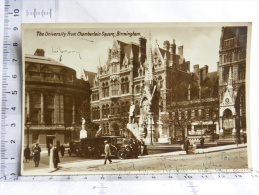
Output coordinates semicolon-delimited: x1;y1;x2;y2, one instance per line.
222;108;233;138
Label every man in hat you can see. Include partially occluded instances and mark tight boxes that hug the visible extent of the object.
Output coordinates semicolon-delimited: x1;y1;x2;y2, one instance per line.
32;143;41;167
104;140;112;165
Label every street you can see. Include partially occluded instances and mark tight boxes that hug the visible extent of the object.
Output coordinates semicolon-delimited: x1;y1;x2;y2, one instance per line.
23;146;248;175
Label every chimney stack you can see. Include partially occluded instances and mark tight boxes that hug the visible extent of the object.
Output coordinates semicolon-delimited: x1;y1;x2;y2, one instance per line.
178;45;183;56
193;64;199;75
34;49;45;57
163;40;170;51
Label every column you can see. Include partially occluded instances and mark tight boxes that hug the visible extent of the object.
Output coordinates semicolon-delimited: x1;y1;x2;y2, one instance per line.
54;91;60;124
40;91;45;124
26;91;30;116
72;97;75;124
60;92;64;124
232;115;237;134
219;117;224;138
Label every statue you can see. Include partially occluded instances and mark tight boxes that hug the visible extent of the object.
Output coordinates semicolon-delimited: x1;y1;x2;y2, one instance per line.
129;102;135;123
95;125;102;138
82;117;85;130
80;117;87;139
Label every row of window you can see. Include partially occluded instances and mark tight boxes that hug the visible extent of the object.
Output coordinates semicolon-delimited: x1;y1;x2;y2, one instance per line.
222;64;245;83
221;50;246;64
92;101;141;120
173;108;218;121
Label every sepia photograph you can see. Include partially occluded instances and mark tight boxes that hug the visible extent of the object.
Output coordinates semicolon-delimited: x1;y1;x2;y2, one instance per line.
21;23;251;175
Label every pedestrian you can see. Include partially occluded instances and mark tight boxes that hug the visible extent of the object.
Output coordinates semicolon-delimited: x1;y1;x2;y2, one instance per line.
60;145;65;157
132;139;138;159
139;139;145;156
129;139;135;158
199;136;205;149
49;144;54;169
104;140;112;165
53;145;60;168
234;134;239;147
47;144;50;156
32;143;41;167
24;145;31;163
143;125;147;138
184;137;190;155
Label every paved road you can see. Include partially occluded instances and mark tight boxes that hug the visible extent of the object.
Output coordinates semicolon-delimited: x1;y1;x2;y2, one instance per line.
23;146;248;175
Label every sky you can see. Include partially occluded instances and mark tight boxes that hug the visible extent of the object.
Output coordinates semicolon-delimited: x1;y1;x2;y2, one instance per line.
23;24;222;78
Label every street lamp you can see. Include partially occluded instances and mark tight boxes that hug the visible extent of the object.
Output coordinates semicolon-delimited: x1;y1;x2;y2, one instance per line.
212;112;217;142
71;123;75;141
25;117;32;147
150;114;154;145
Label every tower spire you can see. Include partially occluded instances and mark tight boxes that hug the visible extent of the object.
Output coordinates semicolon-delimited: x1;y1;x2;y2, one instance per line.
146;32;153;82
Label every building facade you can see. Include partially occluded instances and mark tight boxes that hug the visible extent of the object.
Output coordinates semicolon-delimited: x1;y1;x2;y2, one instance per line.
90;27;247;144
218;27;247;140
24;49;91;148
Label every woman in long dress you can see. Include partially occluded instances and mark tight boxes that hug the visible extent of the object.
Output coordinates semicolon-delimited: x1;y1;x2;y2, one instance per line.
49;145;54;169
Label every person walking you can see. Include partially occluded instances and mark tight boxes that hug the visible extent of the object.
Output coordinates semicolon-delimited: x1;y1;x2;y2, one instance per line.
32;143;41;167
104;141;112;165
24;145;31;163
53;145;60;169
199;136;205;149
139;139;145;156
60;145;65;157
184;137;190;155
133;139;139;159
49;144;54;169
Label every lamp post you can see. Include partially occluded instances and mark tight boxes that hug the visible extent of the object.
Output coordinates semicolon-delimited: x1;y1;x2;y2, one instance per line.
71;123;75;141
25;117;32;147
150;114;154;145
212;112;218;142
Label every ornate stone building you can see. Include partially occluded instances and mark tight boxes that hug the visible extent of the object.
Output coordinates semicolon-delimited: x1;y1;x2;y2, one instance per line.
218;27;247;139
24;49;91;148
90;27;247;144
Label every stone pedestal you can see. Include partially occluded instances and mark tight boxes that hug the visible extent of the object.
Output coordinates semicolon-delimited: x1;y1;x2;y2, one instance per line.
80;130;87;139
126;123;142;139
158;137;171;144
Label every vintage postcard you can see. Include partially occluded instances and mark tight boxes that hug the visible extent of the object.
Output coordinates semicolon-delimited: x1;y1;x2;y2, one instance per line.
21;23;252;175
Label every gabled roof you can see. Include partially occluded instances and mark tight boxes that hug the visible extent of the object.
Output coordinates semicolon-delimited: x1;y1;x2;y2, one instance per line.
84;70;97;87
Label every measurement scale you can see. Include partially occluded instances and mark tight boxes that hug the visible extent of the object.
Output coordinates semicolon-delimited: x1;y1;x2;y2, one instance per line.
1;0;22;178
0;2;259;194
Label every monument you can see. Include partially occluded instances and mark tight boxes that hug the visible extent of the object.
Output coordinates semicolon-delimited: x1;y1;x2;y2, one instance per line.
80;117;87;139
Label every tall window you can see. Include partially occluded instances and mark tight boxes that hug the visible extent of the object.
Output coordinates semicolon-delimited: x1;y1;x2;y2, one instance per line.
135;100;140;115
121;77;129;94
44;95;53;124
111;79;119;96
102;82;109;98
102;104;110;118
64;96;72;126
92;93;99;101
238;64;245;80
111;104;115;115
223;67;229;83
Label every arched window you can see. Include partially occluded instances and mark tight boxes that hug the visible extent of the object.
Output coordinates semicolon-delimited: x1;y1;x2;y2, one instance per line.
105;82;109;97
223;67;229;83
121;78;125;94
136;85;140;93
102;105;106;118
135;100;140;115
111;104;115;115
